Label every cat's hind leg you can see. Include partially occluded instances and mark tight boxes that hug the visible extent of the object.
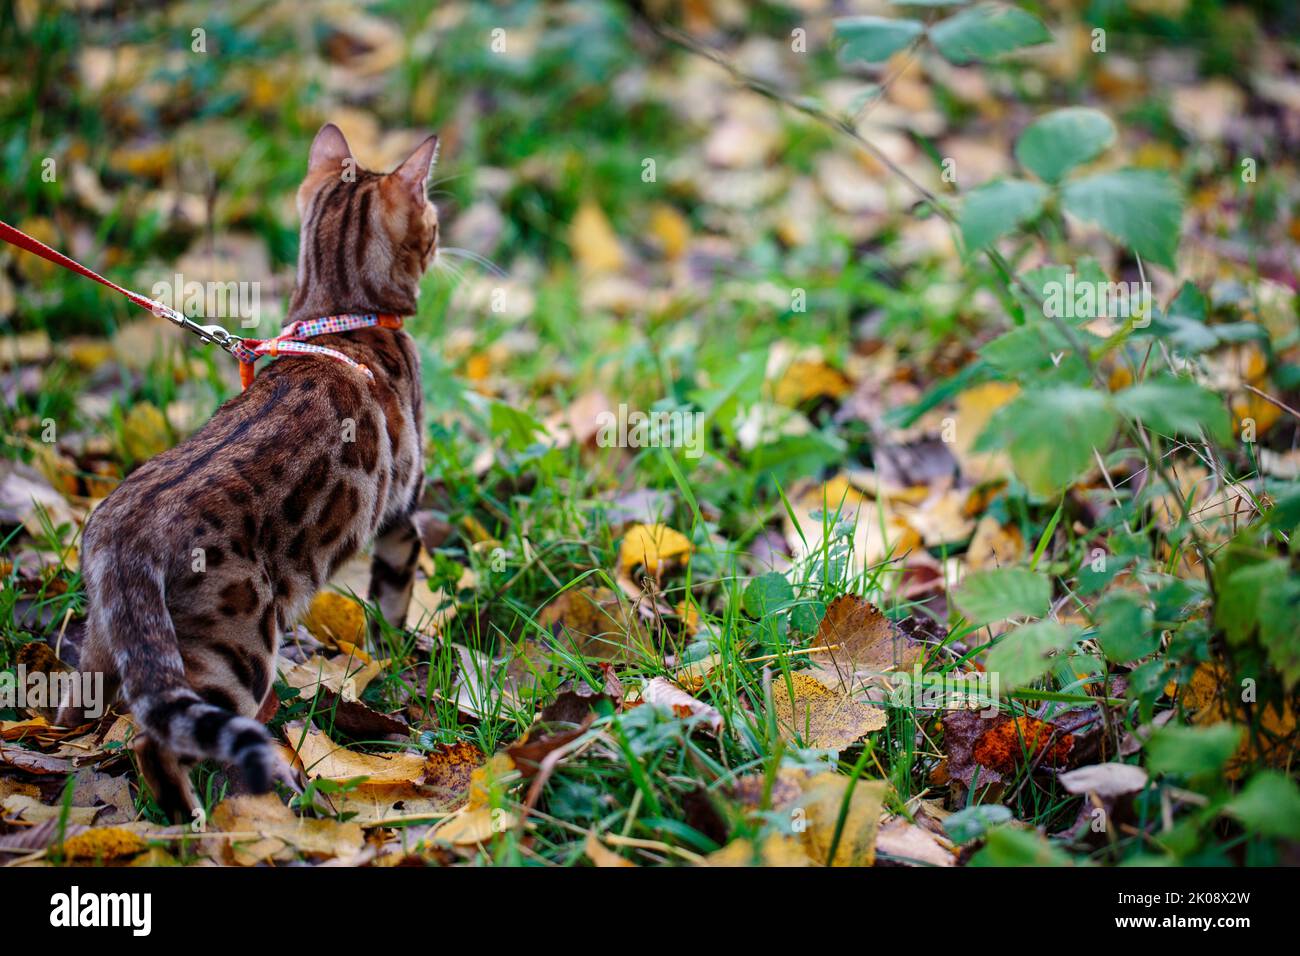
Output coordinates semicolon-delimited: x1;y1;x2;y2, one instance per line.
368;510;420;647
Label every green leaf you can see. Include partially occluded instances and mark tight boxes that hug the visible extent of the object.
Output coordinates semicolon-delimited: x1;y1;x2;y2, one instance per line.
1256;575;1300;691
1145;723;1242;778
1113;377;1232;443
743;571;794;618
969;826;1074;866
1096;592;1156;663
977;325;1086;377
1224;772;1300;841
985;621;1079;688
789;600;824;636
1215;556;1287;645
488;401;545;452
929;2;1051;64
953;567;1051;623
1061;170;1183;268
977;385;1118;497
1015;108;1116;184
960;178;1048;251
943;804;1011;844
1167;281;1207;323
834;16;924;63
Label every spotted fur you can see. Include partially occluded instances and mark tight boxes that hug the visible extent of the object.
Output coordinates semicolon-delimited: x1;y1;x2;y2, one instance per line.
57;124;439;818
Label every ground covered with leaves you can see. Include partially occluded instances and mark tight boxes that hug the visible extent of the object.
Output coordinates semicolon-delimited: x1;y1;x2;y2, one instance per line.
1;0;1298;867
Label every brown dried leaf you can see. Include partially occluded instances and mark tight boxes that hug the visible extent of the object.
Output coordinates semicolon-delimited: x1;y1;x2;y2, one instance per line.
809;595;924;691
875;816;958;867
640;677;723;734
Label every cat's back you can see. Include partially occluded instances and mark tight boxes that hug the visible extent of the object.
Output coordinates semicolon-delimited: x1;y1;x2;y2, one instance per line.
83;358;382;573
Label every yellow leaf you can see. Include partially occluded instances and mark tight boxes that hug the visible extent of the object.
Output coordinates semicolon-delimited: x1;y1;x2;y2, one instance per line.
774;359;852;407
301;591;367;646
1232;390;1281;438
284;721;426;789
648;203;690;260
209;793;364;865
619;523;692;574
951;382;1019;485
120;402;171;462
569;201;624;274
704;833;813;867
585;831;636;867
61;826;148;861
434;805;516;845
966;515;1025;570
469;753;516;809
771;672;886;750
279;652;384;701
797;772;887;866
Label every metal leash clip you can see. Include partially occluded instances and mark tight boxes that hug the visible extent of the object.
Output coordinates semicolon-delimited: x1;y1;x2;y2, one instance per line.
151;301;244;354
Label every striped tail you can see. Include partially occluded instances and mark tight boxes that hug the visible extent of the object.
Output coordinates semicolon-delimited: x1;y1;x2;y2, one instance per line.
77;552;281;796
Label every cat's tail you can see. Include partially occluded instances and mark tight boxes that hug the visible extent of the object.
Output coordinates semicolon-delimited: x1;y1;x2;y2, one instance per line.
63;552;282;794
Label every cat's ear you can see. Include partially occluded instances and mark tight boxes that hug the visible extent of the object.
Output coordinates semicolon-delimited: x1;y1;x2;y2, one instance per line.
391;134;439;201
308;123;353;176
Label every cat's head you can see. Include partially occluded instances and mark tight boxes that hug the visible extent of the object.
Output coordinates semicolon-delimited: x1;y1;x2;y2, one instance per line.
289;123;439;322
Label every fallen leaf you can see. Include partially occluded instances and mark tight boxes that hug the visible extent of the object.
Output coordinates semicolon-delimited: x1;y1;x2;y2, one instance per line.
774;359;852;407
301;592;368;646
506;714;593;780
538;587;648;660
941;710;1074;791
119;401;171;462
314;689;409;740
966;515;1025;569
797;772;888;866
432;805;516;846
2;794;101;826
569;201;624;274
209;793;364;865
539;666;624;724
639;677;723;733
284;721;426;789
704;833;813;867
61;826;148;862
0;461;77;536
808;594;924;691
585;831;635;867
1058;762;1148;797
279;652;385;701
619;523;692;575
875;816;958;867
771;672;886;750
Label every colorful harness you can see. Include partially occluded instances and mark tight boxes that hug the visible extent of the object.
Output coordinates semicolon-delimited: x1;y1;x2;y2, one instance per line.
229;312;404;389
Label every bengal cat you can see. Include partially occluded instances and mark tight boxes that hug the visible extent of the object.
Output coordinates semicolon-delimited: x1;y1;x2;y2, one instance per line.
57;123;439;819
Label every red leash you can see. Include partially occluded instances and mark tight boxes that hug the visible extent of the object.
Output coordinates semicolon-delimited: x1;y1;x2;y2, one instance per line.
0;219;245;354
0;219;399;388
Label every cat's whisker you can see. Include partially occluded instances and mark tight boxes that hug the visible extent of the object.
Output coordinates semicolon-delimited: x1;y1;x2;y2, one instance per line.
437;246;507;278
431;254;468;286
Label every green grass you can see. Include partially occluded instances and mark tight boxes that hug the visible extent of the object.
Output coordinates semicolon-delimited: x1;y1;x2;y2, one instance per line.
2;0;1298;867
